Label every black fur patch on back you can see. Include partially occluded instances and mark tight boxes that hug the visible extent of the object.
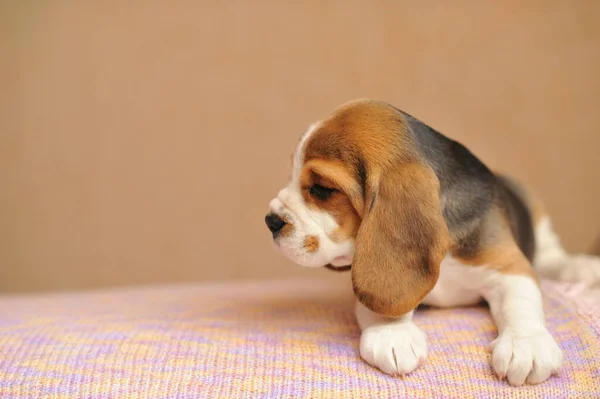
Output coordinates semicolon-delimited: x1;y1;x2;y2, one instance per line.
398;108;534;261
402;111;495;241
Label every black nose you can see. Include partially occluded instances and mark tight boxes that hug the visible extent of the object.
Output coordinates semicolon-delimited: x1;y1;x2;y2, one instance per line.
265;213;286;236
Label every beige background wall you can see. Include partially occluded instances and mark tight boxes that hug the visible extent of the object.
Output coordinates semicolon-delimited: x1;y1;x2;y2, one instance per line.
1;1;599;294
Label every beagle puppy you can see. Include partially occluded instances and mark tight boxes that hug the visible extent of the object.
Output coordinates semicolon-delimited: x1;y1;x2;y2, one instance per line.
265;99;600;386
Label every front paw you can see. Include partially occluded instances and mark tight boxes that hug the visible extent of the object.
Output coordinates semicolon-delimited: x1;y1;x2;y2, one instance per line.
359;322;427;376
490;327;563;386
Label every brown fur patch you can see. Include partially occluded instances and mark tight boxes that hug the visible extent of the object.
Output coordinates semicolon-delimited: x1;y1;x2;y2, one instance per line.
276;216;294;239
457;243;537;282
304;99;416;174
452;206;536;279
299;159;362;243
303;235;320;253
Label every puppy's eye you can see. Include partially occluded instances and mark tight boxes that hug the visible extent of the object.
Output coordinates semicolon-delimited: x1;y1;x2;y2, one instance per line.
309;184;336;201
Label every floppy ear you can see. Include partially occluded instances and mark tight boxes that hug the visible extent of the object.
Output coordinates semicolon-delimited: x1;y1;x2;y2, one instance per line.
351;162;450;317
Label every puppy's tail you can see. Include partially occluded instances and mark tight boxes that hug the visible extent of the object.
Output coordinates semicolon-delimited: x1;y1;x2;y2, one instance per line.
534;220;600;288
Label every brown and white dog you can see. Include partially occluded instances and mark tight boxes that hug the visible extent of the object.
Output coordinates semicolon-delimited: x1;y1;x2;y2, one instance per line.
264;99;600;386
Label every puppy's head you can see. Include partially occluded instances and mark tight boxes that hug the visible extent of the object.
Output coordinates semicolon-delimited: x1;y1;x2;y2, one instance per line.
265;99;450;316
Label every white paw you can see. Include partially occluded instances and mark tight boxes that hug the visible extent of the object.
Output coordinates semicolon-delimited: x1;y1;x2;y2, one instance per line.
490;327;563;386
559;254;600;287
359;322;427;376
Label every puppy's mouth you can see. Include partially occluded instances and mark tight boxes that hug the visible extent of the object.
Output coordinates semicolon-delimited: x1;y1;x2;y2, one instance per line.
324;264;352;272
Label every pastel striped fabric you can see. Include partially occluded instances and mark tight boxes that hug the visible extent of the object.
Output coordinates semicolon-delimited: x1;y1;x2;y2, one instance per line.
0;278;598;399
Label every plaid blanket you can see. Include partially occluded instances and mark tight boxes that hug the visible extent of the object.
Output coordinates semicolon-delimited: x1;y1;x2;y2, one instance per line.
0;278;598;398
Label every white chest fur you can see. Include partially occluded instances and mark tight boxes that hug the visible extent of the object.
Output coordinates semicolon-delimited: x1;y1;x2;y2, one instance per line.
422;255;489;308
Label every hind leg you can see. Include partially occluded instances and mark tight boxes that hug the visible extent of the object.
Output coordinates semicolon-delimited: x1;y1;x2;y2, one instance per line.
493;173;600;286
534;217;600;287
